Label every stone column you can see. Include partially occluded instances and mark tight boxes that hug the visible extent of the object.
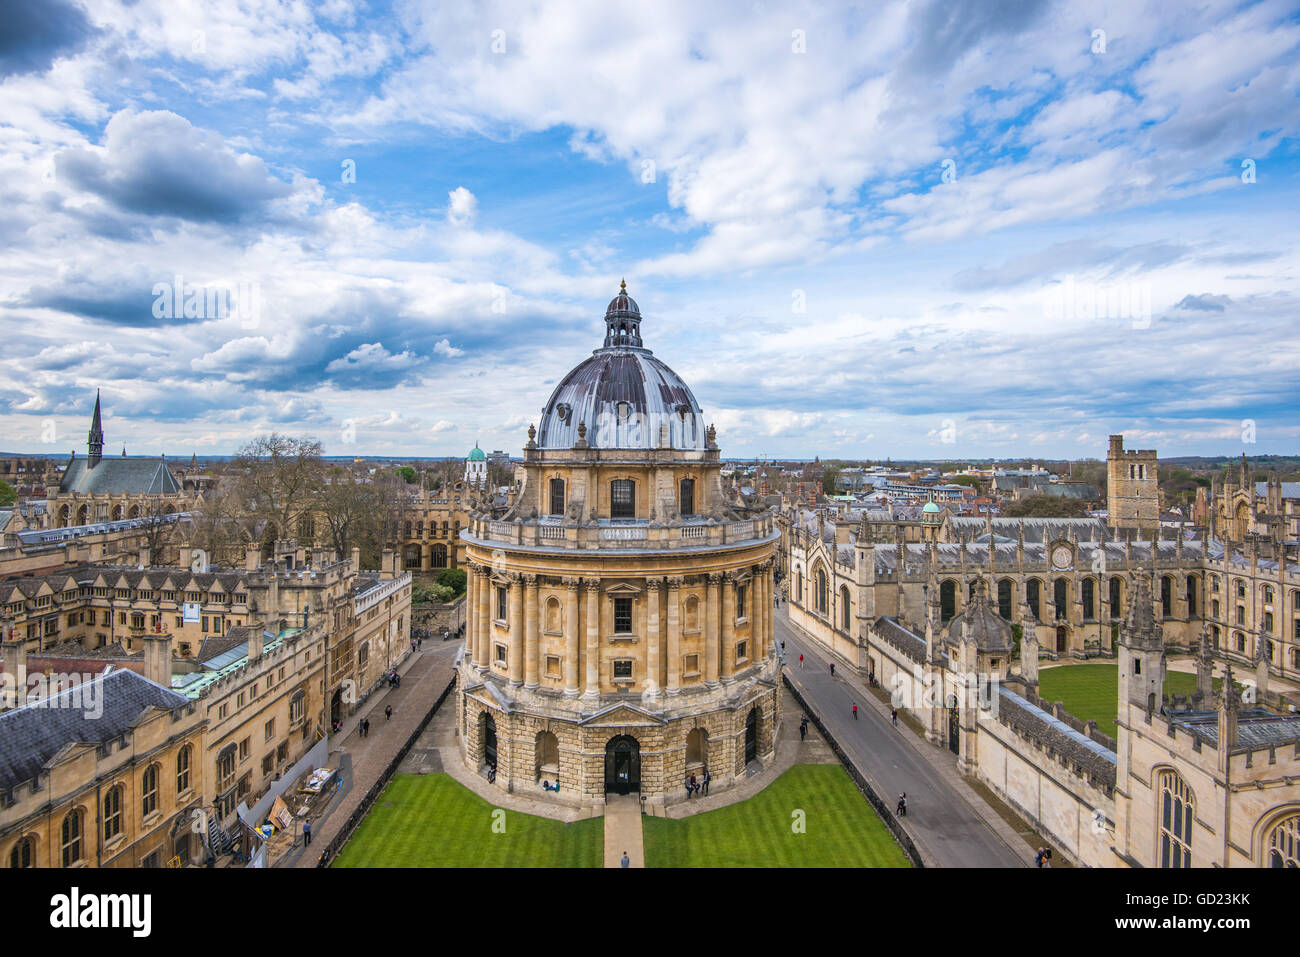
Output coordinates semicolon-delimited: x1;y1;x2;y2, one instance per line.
721;574;736;682
666;577;682;695
583;577;601;699
705;573;721;688
563;578;580;697
475;567;490;673
645;577;663;699
524;574;540;689
755;563;767;661
464;565;477;666
508;574;524;686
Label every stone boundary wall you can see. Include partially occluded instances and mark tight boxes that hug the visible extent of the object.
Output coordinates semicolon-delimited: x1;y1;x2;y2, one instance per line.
975;709;1115;868
782;674;923;868
315;673;457;868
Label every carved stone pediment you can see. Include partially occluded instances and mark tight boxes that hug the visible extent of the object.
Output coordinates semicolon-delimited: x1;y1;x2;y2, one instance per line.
578;703;665;727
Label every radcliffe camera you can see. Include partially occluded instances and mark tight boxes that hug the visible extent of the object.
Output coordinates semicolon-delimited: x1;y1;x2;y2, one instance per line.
0;0;1290;937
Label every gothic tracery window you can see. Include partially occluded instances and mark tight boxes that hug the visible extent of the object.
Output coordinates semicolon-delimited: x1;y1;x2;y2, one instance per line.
1158;769;1194;868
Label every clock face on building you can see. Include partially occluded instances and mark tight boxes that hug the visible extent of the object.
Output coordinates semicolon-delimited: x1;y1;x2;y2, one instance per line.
1051;545;1072;569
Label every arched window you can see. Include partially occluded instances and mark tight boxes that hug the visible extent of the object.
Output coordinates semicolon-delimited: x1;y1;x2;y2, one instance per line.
535;731;559;782
795;571;803;604
141;763;160;817
815;568;828;615
1158;769;1194;868
1025;579;1041;621
840;586;851;631
1053;578;1069;620
1266;813;1300;868
679;478;696;517
1109;577;1123;617
61;809;83;867
997;579;1013;619
1161;576;1173;618
103;785;123;840
8;836;33;869
177;746;192;793
1082;578;1096;620
940;580;956;622
545;597;562;634
1186;576;1198;617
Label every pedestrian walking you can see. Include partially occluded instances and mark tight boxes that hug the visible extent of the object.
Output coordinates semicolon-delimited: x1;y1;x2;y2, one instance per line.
620;851;630;869
897;793;907;817
385;704;393;721
702;769;711;796
302;820;312;846
891;707;898;727
852;703;858;720
829;662;835;678
799;716;808;741
799;654;804;669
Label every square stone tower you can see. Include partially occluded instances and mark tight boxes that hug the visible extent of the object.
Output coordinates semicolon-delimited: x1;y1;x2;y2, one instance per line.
1106;435;1159;531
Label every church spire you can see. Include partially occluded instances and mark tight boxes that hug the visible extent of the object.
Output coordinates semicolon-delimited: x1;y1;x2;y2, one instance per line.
87;389;104;468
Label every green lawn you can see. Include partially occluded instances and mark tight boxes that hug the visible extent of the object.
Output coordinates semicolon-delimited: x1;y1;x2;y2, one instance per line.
332;773;603;867
643;764;911;868
1037;664;1201;734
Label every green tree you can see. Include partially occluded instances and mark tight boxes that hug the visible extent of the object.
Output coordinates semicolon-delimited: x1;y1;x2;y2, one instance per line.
435;567;468;597
395;466;417;484
821;467;841;495
0;479;15;506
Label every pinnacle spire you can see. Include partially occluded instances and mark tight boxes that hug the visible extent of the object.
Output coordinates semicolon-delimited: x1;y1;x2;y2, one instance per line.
87;388;104;467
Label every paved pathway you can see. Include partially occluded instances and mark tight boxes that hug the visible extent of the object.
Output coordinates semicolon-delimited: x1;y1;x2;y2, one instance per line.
777;611;1026;868
282;639;459;867
603;795;644;868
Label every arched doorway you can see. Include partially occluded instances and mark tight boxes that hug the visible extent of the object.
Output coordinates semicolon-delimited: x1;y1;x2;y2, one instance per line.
946;694;960;755
605;736;640;794
481;713;498;770
744;708;758;764
330;688;342;726
1056;626;1068;654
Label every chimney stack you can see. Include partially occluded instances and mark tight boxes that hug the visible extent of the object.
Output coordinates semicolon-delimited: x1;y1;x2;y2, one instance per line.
246;624;263;663
142;634;171;688
2;637;27;709
350;546;361;574
245;544;261;571
381;547;396;579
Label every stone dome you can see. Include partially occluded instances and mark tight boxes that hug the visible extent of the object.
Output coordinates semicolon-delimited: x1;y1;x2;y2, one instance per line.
536;282;706;451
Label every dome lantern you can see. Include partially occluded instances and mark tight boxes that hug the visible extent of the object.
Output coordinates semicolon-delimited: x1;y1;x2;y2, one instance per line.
603;278;643;348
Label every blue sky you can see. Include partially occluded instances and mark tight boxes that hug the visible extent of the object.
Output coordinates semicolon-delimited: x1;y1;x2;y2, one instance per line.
0;0;1297;461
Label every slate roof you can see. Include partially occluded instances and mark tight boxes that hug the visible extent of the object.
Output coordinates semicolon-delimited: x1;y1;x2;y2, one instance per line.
995;686;1117;788
946;516;1111;542
197;628;250;664
1255;482;1300;499
0;669;188;791
873;616;927;662
59;456;181;495
1169;708;1300;748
